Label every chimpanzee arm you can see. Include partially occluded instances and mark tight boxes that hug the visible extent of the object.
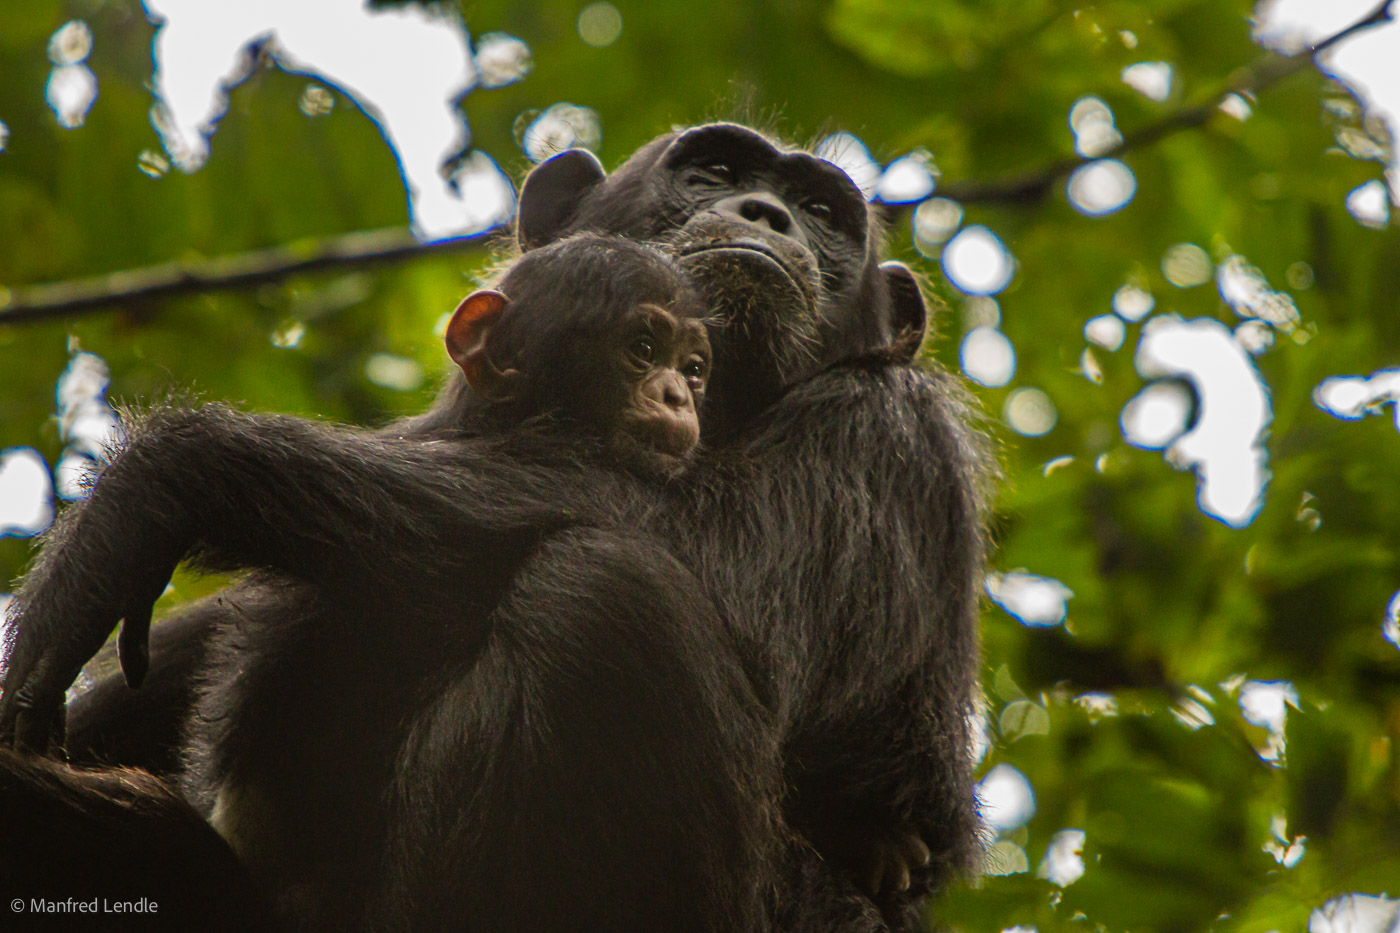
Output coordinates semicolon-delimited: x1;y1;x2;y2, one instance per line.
787;358;989;894
681;356;990;903
0;404;603;752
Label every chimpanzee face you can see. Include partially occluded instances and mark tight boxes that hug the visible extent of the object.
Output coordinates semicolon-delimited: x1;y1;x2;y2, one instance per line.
515;123;928;435
447;235;711;464
602;300;711;459
654;124;872;294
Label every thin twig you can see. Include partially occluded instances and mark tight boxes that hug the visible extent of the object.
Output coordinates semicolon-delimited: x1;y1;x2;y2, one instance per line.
0;227;502;325
932;0;1396;206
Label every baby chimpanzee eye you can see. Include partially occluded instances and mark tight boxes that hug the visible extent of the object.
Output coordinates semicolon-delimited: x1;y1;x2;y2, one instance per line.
630;337;656;363
682;355;709;390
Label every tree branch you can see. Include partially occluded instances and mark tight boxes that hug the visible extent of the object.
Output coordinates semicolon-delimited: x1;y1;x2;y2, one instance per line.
931;0;1396;206
1;1;1390;324
0;227;502;326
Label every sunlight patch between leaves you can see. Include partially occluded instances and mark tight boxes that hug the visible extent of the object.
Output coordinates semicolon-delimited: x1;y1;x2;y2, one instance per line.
986;571;1072;627
0;449;54;538
1129;317;1272;527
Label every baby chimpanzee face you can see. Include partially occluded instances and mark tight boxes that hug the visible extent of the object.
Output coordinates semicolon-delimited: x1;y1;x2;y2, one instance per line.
446;235;712;461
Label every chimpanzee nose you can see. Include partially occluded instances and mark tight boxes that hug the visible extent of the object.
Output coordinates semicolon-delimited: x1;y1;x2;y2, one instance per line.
738;196;791;233
660;374;691;411
711;192;804;244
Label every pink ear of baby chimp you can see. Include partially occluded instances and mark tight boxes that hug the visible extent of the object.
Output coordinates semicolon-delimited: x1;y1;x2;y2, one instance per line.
446;290;520;401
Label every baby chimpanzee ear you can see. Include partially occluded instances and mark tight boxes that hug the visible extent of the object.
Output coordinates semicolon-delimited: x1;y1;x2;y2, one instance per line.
446;290;523;402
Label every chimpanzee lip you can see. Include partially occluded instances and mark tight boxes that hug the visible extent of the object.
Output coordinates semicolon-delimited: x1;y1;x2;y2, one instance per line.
676;239;811;298
677;238;786;264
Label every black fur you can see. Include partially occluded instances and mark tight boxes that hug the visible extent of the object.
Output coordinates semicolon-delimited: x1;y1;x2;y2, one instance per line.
0;746;278;931
0;125;991;932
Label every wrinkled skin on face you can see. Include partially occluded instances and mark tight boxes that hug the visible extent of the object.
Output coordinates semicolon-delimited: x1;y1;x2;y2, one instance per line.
518;123;928;437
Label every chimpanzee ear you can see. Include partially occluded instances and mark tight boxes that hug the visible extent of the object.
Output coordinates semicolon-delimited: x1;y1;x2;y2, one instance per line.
446;290;522;401
880;261;928;360
517;149;607;251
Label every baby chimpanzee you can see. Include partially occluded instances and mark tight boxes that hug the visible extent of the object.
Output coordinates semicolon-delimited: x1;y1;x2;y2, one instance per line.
443;233;712;467
1;234;719;931
186;234;722;928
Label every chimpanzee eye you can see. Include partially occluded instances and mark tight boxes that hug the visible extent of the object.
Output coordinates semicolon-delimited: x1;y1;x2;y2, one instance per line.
682;355;709;388
803;199;833;220
687;162;734;186
704;161;734;181
630;337;656;363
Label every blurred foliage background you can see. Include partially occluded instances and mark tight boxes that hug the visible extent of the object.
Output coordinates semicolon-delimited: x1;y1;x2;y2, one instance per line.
2;0;1399;930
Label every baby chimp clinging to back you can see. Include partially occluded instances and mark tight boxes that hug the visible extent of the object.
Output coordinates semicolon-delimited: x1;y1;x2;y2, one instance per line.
183;234;726;926
0;234;720;932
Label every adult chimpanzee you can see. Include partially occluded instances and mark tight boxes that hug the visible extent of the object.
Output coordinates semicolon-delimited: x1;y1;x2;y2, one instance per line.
1;124;990;932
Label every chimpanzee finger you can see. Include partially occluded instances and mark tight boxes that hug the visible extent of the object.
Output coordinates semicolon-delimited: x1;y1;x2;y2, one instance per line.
118;605;153;689
12;664;63;753
900;833;931;869
887;855;912;893
14;708;52;754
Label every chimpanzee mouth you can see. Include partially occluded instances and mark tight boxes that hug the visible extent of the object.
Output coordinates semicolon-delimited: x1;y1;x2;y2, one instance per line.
678;238;789;271
675;239;816;308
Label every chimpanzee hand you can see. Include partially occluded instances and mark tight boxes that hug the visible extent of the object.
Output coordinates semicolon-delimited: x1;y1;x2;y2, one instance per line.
0;542;178;754
799;809;932;903
849;827;931;900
